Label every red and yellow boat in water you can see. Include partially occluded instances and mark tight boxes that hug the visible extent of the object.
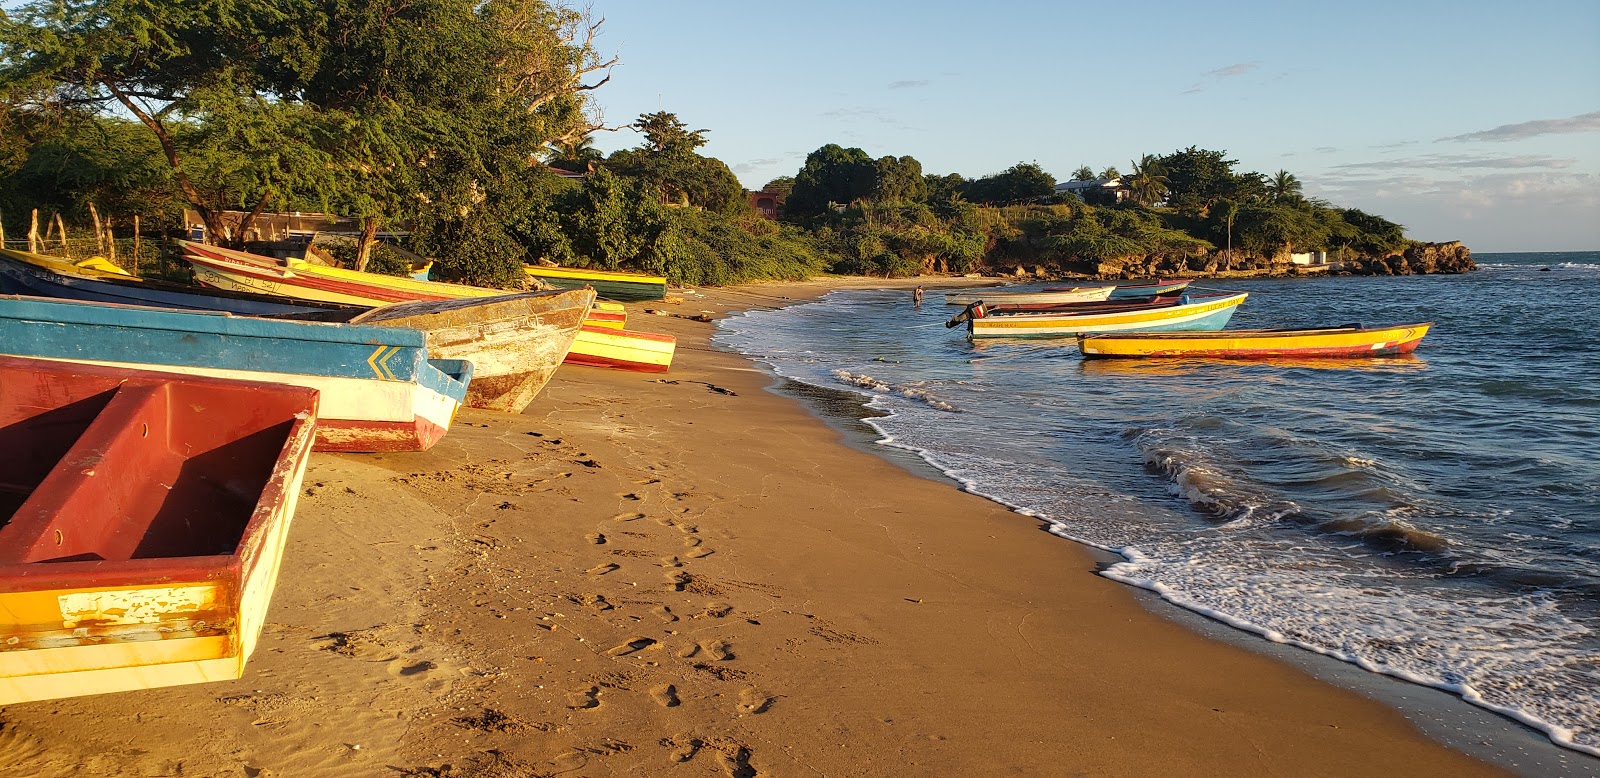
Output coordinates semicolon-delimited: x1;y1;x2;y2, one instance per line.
1077;323;1432;359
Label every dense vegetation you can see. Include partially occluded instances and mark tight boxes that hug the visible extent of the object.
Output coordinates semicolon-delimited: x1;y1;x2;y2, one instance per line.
1;0;1420;285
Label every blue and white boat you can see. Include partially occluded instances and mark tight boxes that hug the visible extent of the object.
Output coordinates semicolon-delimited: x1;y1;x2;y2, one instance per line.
960;292;1248;339
0;295;472;452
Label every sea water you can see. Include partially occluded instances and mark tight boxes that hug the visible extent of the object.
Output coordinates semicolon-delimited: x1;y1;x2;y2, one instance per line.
713;252;1600;756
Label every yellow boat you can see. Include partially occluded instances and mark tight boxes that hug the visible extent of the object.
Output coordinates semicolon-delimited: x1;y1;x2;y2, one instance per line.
564;326;676;373
524;265;667;302
1078;323;1433;359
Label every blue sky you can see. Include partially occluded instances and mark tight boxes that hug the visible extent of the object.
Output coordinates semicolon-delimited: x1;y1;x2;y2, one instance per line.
586;1;1600;252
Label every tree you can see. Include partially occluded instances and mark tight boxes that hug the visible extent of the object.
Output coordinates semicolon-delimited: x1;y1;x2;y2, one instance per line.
1099;166;1120;181
1156;146;1240;213
785;144;878;217
546;135;603;172
762;176;795;204
872;155;926;203
1213;198;1239;264
1124;154;1169;207
632;111;709;155
1071;166;1096;182
963;161;1056;204
1266;170;1303;204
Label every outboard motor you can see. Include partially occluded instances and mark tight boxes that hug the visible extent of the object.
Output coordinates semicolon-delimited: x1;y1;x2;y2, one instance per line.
945;301;987;328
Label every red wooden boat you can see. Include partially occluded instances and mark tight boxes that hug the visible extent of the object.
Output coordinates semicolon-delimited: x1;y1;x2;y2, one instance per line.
0;356;319;703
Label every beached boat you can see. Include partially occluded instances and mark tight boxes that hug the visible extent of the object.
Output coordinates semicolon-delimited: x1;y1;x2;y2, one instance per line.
1078;323;1432;359
179;241;499;305
563;326;676;373
952;292;1248;339
1044;278;1193;299
523;265;667;302
0;356;318;704
0;296;471;452
0;248;363;319
352;290;594;412
943;286;1114;307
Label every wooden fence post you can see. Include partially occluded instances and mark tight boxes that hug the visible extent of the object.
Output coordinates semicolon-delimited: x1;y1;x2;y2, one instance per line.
54;213;69;254
133;214;142;271
28;209;39;253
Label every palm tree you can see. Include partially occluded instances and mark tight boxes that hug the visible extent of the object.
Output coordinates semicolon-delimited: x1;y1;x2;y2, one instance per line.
545;135;604;173
1125;155;1169;207
1213;198;1239;267
1266;170;1303;203
1071;165;1096;182
1099;166;1120;181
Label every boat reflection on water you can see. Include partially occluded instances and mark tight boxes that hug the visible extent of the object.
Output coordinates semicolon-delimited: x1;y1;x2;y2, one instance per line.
1076;353;1429;376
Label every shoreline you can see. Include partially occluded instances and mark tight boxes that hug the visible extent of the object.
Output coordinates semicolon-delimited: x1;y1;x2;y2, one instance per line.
0;275;1563;776
744;285;1593;776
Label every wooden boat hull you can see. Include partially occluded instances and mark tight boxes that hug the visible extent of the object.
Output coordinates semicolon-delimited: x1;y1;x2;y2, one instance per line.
0;248;360;319
1078;323;1432;359
524;266;668;302
967;293;1248;339
0;296;471;452
943;287;1114;306
353;289;594;413
0;357;318;704
564;326;676;373
1043;279;1193;299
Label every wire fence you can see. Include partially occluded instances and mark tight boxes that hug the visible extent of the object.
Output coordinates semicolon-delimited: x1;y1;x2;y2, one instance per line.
0;236;186;279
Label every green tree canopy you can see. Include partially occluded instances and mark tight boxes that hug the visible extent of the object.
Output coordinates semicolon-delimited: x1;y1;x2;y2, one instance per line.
785;144;877;217
962;161;1056;205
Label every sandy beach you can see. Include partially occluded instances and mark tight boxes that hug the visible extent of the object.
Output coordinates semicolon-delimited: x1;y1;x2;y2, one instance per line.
0;278;1506;777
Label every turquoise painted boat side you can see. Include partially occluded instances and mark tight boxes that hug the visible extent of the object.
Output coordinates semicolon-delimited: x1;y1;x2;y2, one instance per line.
418;359;474;398
0;296;438;384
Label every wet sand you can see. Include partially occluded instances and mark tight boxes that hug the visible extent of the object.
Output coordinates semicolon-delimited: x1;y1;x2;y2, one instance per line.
0;278;1506;776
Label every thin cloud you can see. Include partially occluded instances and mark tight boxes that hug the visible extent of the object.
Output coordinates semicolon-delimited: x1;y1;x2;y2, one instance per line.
1184;62;1258;94
1330;153;1576;172
1440;111;1600;142
1207;63;1258;79
888;79;929;90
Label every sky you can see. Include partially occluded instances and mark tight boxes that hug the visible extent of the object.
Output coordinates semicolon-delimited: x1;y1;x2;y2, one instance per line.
584;0;1600;252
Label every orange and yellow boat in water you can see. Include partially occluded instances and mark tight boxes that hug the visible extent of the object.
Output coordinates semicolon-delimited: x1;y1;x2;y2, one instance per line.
1077;323;1433;359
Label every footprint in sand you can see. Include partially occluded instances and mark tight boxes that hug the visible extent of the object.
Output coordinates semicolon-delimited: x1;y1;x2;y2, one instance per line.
676;643;700;659
665;571;690;591
664;735;703;763
718;743;759;778
653;605;679;623
611;512;645;522
736;687;773;715
586;533;607;545
606;637;659;657
686;547;715;559
567;686;601;710
701;640;734;661
683;536;703;548
701;602;734;619
659;555;683;568
576;593;613;611
650;683;681;708
619;492;642;501
587;562;620;576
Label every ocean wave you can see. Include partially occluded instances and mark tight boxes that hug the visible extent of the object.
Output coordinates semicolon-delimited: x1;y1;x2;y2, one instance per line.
831;369;961;412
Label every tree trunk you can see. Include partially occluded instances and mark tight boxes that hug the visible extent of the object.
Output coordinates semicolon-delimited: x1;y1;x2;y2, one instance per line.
0;212;6;248
133;215;143;274
28;209;39;253
355;217;380;272
89;202;104;253
102;79;232;245
54;213;69;253
234;189;273;247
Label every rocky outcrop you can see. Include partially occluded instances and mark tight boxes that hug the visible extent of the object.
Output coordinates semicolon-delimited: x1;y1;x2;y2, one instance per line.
1336;241;1475;276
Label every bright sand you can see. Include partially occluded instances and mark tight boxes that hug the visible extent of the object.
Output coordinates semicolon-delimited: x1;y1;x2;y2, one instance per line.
0;278;1504;777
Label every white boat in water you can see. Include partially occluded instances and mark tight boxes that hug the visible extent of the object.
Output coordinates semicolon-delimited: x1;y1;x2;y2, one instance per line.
943;286;1114;306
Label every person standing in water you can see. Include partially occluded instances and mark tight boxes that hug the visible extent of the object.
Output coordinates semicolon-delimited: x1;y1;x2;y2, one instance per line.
913;286;924;306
